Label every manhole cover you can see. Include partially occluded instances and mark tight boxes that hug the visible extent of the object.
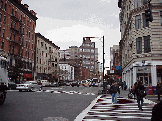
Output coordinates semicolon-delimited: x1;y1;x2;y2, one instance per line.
43;117;69;121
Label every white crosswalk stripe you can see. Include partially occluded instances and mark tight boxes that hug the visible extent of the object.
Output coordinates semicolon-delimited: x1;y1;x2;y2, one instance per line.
75;95;156;121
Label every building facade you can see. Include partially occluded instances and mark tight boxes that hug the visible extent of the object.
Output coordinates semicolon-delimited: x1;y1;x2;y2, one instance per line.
119;0;162;88
35;33;60;82
79;37;98;78
59;62;74;81
0;0;37;83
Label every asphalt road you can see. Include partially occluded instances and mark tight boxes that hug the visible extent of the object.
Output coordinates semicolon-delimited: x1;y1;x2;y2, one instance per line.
1;86;98;121
1;86;160;121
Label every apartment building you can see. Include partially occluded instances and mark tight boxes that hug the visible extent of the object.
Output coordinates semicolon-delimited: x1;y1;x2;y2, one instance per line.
118;0;162;88
79;37;98;77
59;47;82;81
35;33;60;82
0;0;37;82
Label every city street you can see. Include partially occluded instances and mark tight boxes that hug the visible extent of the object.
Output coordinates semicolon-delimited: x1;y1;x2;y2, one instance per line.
1;86;159;121
1;86;98;121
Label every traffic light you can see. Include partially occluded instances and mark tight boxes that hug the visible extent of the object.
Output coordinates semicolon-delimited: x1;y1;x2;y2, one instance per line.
145;9;153;22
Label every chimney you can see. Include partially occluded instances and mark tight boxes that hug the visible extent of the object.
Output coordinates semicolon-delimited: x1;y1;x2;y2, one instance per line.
24;4;29;9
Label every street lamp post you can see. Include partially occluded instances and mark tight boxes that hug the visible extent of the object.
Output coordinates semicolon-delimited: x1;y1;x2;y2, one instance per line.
102;36;105;94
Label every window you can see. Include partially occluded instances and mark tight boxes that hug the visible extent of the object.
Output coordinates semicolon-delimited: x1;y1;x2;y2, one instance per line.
136;37;142;54
11;9;13;15
15;11;16;17
13;32;15;41
2;29;5;37
160;11;162;26
4;3;6;11
142;13;149;27
13;22;16;28
1;41;4;49
141;0;148;5
0;0;3;9
134;0;140;8
144;36;151;53
0;13;2;22
3;15;6;23
10;31;12;40
135;15;141;29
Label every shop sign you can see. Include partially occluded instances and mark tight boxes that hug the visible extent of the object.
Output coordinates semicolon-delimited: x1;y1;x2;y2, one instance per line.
24;73;32;78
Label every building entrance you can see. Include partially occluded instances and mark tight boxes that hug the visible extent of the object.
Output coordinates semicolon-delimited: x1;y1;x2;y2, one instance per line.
139;76;149;86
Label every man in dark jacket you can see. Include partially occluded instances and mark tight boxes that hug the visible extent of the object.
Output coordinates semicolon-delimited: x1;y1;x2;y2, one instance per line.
151;100;162;121
110;81;120;104
135;81;145;111
156;82;161;101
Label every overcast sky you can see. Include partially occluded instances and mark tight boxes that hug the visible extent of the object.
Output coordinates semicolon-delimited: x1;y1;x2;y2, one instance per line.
22;0;121;70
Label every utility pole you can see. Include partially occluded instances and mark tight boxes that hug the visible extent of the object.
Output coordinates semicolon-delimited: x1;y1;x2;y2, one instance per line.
102;36;105;94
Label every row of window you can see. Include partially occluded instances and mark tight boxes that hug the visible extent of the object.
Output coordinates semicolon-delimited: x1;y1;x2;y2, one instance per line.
0;0;35;29
136;35;151;54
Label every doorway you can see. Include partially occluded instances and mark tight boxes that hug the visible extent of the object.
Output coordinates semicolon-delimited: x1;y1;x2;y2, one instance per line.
139;76;149;86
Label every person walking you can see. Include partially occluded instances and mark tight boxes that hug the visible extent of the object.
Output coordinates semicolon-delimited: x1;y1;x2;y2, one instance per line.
123;81;126;90
135;81;145;111
156;82;161;101
110;81;120;104
132;82;137;99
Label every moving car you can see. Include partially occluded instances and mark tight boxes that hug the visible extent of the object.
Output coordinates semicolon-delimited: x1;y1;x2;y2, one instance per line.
16;81;42;92
71;81;80;87
8;81;16;90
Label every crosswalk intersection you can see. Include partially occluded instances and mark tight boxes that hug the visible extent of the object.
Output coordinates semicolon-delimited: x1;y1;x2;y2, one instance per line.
75;95;156;121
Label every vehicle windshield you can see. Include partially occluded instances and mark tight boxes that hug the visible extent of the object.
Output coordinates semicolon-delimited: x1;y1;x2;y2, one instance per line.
82;81;86;83
24;81;31;84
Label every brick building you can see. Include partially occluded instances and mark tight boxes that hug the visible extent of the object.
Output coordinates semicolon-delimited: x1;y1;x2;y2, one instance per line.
0;0;37;82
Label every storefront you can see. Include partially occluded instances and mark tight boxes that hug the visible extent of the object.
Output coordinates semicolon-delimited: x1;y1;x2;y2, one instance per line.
122;61;162;89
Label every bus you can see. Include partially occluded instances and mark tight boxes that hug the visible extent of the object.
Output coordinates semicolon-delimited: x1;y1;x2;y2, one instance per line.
0;56;8;105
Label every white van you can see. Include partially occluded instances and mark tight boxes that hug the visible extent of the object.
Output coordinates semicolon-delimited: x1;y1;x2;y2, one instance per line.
40;80;50;87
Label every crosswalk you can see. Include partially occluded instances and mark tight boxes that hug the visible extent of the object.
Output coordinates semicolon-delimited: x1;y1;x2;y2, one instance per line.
75;95;156;121
8;89;96;96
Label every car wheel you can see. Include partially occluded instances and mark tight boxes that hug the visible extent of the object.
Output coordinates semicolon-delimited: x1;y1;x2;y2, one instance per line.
19;90;22;92
9;87;12;90
0;92;6;105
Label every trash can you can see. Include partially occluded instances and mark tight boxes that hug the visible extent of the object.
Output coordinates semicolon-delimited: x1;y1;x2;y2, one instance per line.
152;86;157;95
149;86;153;95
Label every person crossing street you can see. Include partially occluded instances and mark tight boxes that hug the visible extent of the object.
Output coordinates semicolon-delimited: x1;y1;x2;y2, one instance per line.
110;81;120;104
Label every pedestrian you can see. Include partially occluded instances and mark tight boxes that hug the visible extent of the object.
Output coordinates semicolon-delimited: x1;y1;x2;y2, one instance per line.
156;82;161;101
151;100;162;121
123;81;126;90
135;81;146;111
132;82;137;99
110;81;120;104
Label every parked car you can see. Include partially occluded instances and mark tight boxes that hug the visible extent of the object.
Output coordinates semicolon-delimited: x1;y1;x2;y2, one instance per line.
8;81;16;90
49;82;59;87
40;80;50;87
71;81;80;87
16;81;42;92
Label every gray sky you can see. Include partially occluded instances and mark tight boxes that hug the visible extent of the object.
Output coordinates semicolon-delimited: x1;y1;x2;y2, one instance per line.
22;0;121;70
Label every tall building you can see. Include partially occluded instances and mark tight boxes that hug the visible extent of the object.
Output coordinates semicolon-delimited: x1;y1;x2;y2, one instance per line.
118;0;162;88
35;33;60;82
0;0;37;82
79;37;98;77
110;45;119;70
